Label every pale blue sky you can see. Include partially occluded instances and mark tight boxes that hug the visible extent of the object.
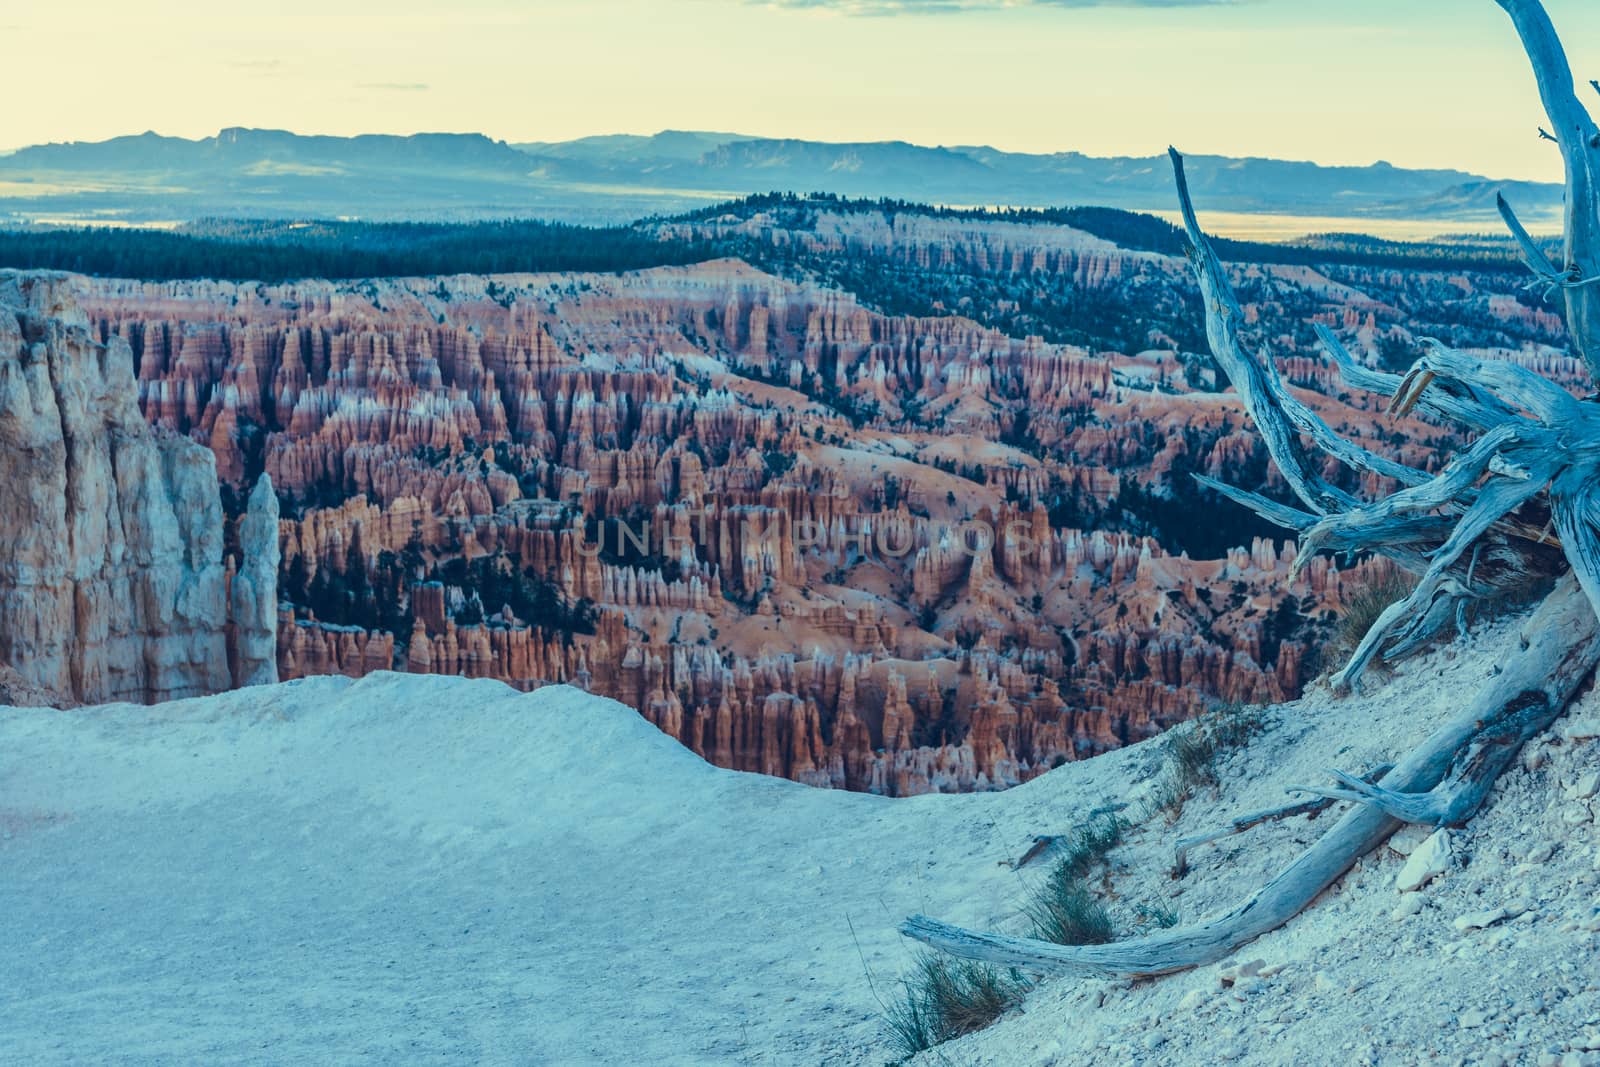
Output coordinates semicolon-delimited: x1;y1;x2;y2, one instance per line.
8;0;1600;180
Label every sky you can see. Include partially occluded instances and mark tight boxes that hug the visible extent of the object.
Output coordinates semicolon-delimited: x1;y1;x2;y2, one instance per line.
7;0;1600;181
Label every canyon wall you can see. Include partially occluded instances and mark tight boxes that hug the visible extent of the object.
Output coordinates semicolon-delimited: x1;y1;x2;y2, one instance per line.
41;207;1567;791
74;258;1375;792
0;270;275;706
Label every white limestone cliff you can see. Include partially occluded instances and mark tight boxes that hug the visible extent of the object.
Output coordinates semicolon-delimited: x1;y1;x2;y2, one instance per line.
0;270;274;704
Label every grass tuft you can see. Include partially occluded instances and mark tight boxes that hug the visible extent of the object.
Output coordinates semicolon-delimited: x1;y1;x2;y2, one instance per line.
1333;565;1417;660
1133;902;1180;930
1051;811;1128;882
1144;701;1268;821
1022;812;1124;946
885;952;1030;1057
1024;876;1116;946
1147;769;1188;820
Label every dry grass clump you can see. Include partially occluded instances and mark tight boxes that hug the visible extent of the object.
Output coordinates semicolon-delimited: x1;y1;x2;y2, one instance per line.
1024;875;1116;946
1133;901;1180;930
885;952;1030;1058
1332;564;1418;660
1022;812;1125;946
1147;701;1269;820
1049;812;1128;882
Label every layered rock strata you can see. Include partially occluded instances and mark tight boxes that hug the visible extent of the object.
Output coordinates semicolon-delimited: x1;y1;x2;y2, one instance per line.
0;271;275;705
64;220;1563;792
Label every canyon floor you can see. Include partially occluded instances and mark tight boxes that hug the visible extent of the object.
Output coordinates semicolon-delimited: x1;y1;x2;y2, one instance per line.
3;613;1599;1066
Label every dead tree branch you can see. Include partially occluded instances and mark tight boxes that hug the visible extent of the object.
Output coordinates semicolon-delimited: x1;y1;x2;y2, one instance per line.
901;0;1600;982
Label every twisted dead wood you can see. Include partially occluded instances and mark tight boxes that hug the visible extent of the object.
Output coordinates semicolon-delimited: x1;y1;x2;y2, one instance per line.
904;579;1600;976
901;0;1600;979
1171;763;1393;877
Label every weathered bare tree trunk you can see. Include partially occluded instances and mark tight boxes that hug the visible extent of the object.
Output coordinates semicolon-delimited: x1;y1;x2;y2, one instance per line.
1171;763;1391;877
1496;0;1600;380
906;580;1600;976
901;0;1600;978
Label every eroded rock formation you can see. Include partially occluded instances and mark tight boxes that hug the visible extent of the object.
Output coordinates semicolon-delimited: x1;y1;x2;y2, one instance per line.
58;207;1565;791
0;271;274;705
229;474;280;688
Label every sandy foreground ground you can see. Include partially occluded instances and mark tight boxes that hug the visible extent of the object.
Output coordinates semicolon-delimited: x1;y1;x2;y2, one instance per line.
2;614;1598;1065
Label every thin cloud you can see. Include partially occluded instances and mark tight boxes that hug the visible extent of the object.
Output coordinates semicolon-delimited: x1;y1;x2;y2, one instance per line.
762;0;1237;13
228;59;287;74
356;82;431;92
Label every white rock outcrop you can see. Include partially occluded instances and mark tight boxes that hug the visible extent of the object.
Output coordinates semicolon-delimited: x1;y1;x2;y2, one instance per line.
1394;829;1454;893
0;271;274;704
228;474;279;688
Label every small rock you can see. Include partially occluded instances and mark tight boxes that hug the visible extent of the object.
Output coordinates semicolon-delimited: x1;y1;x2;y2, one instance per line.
1525;841;1557;864
1388;826;1429;857
1396;830;1454;892
1230;977;1262;1000
1217;959;1264;984
1564;718;1600;741
1565;806;1592;827
1393;893;1426;920
1525;745;1549;772
1177;989;1208;1012
1454;908;1509;931
1574;772;1600;800
1459;1009;1487;1029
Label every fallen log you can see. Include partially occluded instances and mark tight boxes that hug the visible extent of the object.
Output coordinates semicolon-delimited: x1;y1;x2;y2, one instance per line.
902;578;1600;976
1171;763;1392;878
901;0;1600;979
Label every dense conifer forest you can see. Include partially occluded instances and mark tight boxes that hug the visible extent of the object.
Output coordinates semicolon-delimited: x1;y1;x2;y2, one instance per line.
0;218;721;282
1;193;1542;284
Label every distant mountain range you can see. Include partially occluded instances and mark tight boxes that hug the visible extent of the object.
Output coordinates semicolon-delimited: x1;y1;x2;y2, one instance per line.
0;127;1564;232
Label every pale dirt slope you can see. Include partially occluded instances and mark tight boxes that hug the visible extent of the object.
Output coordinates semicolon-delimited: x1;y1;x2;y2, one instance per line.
0;672;1143;1065
931;613;1600;1067
2;614;1599;1066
